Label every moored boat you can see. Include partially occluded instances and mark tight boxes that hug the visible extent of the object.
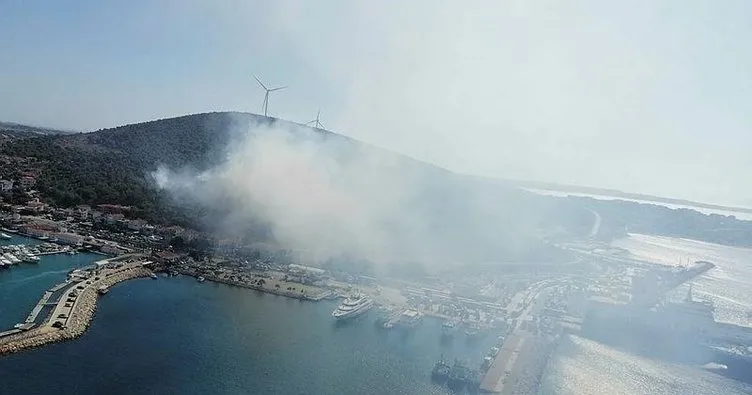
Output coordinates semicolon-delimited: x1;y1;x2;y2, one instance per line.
332;294;374;320
21;254;40;263
431;357;451;383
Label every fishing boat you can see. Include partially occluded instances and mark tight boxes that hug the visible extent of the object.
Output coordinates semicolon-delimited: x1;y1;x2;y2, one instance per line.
431;357;451;383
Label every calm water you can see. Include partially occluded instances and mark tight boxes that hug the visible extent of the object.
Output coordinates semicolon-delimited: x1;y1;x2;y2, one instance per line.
1;233;752;394
0;235;98;329
0;240;494;394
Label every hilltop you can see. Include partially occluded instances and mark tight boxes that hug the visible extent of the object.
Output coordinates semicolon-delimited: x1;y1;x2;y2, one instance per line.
3;111;750;252
0;112;579;263
0;121;75;137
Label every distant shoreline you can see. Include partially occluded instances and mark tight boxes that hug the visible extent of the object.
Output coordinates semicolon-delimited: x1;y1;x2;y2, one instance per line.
508;180;752;215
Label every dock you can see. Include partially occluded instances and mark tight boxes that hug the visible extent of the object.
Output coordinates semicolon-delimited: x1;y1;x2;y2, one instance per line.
49;282;70;292
0;262;152;355
25;291;53;324
480;334;528;393
479;332;556;394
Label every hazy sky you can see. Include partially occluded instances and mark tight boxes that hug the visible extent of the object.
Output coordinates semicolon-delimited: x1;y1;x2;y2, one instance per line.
1;1;751;206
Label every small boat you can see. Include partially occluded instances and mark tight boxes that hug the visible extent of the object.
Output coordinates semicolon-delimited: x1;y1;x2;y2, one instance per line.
0;232;11;240
150;273;158;279
197;276;206;283
97;286;109;295
21;254;40;263
67;250;76;255
442;319;458;337
431;357;451;383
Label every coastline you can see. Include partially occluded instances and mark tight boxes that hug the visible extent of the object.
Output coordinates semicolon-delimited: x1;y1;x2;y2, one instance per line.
176;269;333;301
0;265;151;356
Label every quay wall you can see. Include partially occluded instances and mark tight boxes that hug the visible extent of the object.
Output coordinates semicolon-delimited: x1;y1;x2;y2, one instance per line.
177;269;331;301
0;267;151;356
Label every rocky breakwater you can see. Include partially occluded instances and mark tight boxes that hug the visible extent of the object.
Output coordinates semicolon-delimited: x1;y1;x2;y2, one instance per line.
0;266;152;355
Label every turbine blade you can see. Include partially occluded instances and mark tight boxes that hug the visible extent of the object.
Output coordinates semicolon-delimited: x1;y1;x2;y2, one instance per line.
253;75;267;90
269;86;287;92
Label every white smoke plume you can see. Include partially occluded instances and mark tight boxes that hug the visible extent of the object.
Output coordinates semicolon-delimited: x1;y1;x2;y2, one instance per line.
153;115;544;267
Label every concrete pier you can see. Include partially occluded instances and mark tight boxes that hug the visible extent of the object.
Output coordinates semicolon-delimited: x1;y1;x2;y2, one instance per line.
0;263;152;355
49;282;70;292
25;291;53;324
480;332;556;394
480;334;528;393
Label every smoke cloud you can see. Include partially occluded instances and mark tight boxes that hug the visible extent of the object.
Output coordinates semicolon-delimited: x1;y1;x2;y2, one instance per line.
153;116;546;267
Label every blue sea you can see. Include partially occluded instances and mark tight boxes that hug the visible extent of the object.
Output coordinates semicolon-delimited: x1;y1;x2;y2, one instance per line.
1;233;751;394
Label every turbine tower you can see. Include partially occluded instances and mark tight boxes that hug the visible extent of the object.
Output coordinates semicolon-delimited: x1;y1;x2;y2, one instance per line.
253;75;286;117
306;109;324;129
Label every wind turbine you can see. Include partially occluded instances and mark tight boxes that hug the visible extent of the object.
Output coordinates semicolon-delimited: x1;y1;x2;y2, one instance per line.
253;75;287;117
306;109;324;129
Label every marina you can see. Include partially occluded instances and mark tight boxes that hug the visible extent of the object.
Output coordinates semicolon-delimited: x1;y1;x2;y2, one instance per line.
0;235;750;394
0;276;507;395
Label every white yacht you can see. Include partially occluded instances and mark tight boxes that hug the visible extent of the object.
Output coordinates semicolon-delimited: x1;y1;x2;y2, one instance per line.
332;294;374;320
21;254;40;263
3;253;19;265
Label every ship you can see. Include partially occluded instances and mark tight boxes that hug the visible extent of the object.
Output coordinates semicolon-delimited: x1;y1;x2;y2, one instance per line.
442;319;459;338
331;294;374;320
431;357;451;383
447;360;469;392
393;309;423;329
464;322;485;341
3;253;20;264
197;276;206;283
21;254;40;263
97;286;109;295
708;345;752;383
0;232;11;240
466;369;482;394
583;280;752;369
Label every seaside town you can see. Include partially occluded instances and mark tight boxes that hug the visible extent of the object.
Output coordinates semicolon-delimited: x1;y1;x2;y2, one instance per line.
2;176;752;394
0;179;584;394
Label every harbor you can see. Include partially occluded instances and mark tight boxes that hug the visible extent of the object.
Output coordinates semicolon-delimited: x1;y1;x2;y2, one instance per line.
0;251;154;355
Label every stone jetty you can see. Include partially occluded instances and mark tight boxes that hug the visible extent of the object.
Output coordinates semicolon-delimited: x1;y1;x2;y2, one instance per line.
0;265;151;355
